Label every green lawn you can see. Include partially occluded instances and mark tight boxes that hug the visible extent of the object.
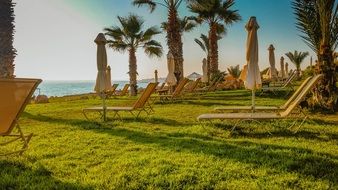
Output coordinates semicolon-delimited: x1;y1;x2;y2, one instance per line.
1;90;338;189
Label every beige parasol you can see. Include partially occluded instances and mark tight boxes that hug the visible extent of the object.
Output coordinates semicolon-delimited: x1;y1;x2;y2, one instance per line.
244;16;261;112
165;51;177;86
285;62;289;78
279;56;285;79
202;58;208;82
268;44;277;80
154;70;158;83
106;65;112;91
94;33;110;121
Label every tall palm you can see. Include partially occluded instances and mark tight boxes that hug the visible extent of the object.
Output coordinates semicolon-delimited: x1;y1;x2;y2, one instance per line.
292;0;337;111
188;0;241;78
285;51;309;78
133;0;185;82
0;0;16;78
104;14;163;96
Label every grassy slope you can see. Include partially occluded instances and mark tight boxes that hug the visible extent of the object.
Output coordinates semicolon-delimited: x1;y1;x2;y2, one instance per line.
1;90;338;189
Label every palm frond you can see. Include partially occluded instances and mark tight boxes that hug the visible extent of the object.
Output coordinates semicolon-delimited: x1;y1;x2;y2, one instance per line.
132;0;156;12
194;38;206;52
141;26;162;42
107;40;128;53
144;46;163;58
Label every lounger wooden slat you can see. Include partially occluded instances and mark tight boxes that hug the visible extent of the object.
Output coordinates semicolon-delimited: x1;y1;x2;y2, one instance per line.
83;82;158;120
214;76;312;112
198;74;323;133
1;78;42;156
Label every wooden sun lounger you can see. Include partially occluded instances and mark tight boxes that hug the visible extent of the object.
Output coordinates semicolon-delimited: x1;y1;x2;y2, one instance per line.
105;83;119;98
83;82;158;120
183;78;201;94
115;84;129;96
261;72;297;95
195;76;222;94
214;76;312;112
198;74;323;133
158;78;189;102
0;78;42;156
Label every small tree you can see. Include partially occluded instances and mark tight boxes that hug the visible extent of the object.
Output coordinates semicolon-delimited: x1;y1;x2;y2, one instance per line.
285;50;309;78
104;14;163;96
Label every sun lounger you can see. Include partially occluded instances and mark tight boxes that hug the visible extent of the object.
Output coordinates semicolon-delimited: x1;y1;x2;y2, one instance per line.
158;78;189;102
0;78;42;156
195;76;222;94
115;84;129;96
183;78;201;94
105;83;119;98
198;74;323;133
214;76;312;112
83;82;158;120
261;71;297;95
155;82;166;92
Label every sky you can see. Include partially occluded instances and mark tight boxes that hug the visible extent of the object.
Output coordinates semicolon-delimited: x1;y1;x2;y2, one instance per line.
13;0;316;81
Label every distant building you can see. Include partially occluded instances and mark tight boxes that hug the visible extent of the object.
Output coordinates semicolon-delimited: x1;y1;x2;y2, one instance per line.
187;72;202;80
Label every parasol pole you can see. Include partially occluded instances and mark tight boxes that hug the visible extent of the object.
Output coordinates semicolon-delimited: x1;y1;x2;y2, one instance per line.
102;92;107;121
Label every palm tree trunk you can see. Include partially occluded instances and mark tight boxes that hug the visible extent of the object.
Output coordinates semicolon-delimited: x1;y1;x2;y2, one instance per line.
0;0;16;78
207;54;211;83
129;48;138;96
167;4;183;82
208;23;219;78
313;44;337;111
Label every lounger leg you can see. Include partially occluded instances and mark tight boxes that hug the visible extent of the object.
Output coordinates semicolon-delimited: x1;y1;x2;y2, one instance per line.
0;124;33;156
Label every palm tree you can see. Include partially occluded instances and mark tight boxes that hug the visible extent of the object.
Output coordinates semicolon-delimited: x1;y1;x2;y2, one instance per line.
292;0;337;111
133;0;185;82
285;51;309;78
104;14;163;96
227;65;241;79
188;0;241;78
0;0;16;78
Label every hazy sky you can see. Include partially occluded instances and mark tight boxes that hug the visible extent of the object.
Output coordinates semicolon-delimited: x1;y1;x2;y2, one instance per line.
13;0;315;81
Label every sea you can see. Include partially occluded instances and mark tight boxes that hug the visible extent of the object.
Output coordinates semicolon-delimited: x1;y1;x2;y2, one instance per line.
36;80;164;97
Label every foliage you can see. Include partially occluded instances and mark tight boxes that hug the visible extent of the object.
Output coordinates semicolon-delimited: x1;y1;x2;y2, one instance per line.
0;0;16;78
285;50;309;75
292;0;337;53
161;16;196;34
104;14;162;96
292;0;338;111
227;65;241;79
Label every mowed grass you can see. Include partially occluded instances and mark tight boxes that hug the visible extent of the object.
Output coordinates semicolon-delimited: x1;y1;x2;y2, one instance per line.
1;90;338;189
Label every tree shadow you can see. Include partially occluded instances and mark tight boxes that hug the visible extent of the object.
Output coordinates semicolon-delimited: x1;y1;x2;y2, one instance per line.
21;112;338;186
0;160;93;189
23;112;192;128
100;128;338;186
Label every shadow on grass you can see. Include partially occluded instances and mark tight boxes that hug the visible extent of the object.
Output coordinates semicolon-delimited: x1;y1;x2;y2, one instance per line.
0;160;92;189
23;112;192;128
22;112;338;186
101;127;338;185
